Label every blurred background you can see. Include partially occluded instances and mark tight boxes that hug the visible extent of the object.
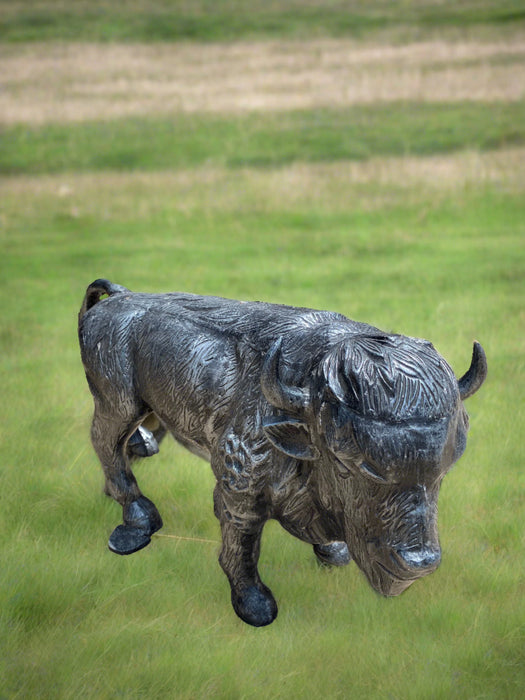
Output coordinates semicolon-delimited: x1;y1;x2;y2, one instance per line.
1;2;524;698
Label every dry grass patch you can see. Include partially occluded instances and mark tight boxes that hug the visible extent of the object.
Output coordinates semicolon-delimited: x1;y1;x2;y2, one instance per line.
2;37;524;125
2;148;523;221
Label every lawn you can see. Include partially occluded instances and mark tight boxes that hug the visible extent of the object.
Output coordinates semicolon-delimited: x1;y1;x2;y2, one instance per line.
1;3;524;698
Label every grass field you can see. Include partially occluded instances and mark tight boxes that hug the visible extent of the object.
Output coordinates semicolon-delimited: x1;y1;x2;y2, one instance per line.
1;3;524;698
1;0;524;43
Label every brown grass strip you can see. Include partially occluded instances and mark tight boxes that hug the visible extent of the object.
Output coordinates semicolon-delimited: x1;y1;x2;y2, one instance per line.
1;37;524;125
2;149;524;221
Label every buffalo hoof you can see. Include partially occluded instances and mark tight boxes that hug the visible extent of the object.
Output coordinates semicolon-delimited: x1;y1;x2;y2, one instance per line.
128;426;159;458
108;496;163;556
108;525;151;555
314;541;352;567
123;496;163;533
232;584;278;627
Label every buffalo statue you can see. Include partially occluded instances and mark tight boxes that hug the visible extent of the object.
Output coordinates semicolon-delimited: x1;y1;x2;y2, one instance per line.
78;279;487;627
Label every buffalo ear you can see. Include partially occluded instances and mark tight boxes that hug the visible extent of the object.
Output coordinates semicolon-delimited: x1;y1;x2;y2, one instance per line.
262;417;319;460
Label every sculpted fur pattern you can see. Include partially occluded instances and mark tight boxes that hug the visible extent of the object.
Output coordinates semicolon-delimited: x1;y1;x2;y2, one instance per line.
78;280;487;626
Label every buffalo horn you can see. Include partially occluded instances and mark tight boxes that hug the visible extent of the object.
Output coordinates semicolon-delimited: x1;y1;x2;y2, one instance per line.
458;341;487;400
261;338;309;413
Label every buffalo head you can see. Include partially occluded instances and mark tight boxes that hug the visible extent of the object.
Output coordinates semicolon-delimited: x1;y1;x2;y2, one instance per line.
262;335;487;596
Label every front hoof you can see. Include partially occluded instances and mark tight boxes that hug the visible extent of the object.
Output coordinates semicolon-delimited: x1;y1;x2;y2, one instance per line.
232;585;278;627
108;525;151;555
314;541;352;567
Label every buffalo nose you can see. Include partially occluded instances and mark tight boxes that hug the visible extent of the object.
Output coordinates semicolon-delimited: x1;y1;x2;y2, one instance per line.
397;546;441;574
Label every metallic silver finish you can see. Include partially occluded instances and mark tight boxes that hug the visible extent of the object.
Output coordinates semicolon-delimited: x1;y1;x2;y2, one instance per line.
79;280;486;627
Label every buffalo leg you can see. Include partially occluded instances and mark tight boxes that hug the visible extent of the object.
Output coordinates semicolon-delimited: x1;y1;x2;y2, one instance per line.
276;496;351;567
214;491;277;626
91;406;163;555
219;521;277;627
313;542;352;566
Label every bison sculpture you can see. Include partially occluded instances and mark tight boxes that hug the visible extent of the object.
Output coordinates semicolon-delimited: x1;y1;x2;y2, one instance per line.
78;279;487;627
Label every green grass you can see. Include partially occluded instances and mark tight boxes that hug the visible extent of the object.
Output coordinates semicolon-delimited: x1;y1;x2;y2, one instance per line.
3;101;525;175
1;160;524;698
1;0;524;43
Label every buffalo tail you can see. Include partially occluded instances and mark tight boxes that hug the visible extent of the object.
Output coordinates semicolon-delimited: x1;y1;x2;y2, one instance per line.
79;279;130;321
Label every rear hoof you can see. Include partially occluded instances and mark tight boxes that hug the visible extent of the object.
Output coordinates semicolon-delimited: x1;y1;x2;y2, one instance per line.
232;585;278;627
123;496;163;534
108;525;151;555
108;497;163;555
128;426;159;458
314;541;352;567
